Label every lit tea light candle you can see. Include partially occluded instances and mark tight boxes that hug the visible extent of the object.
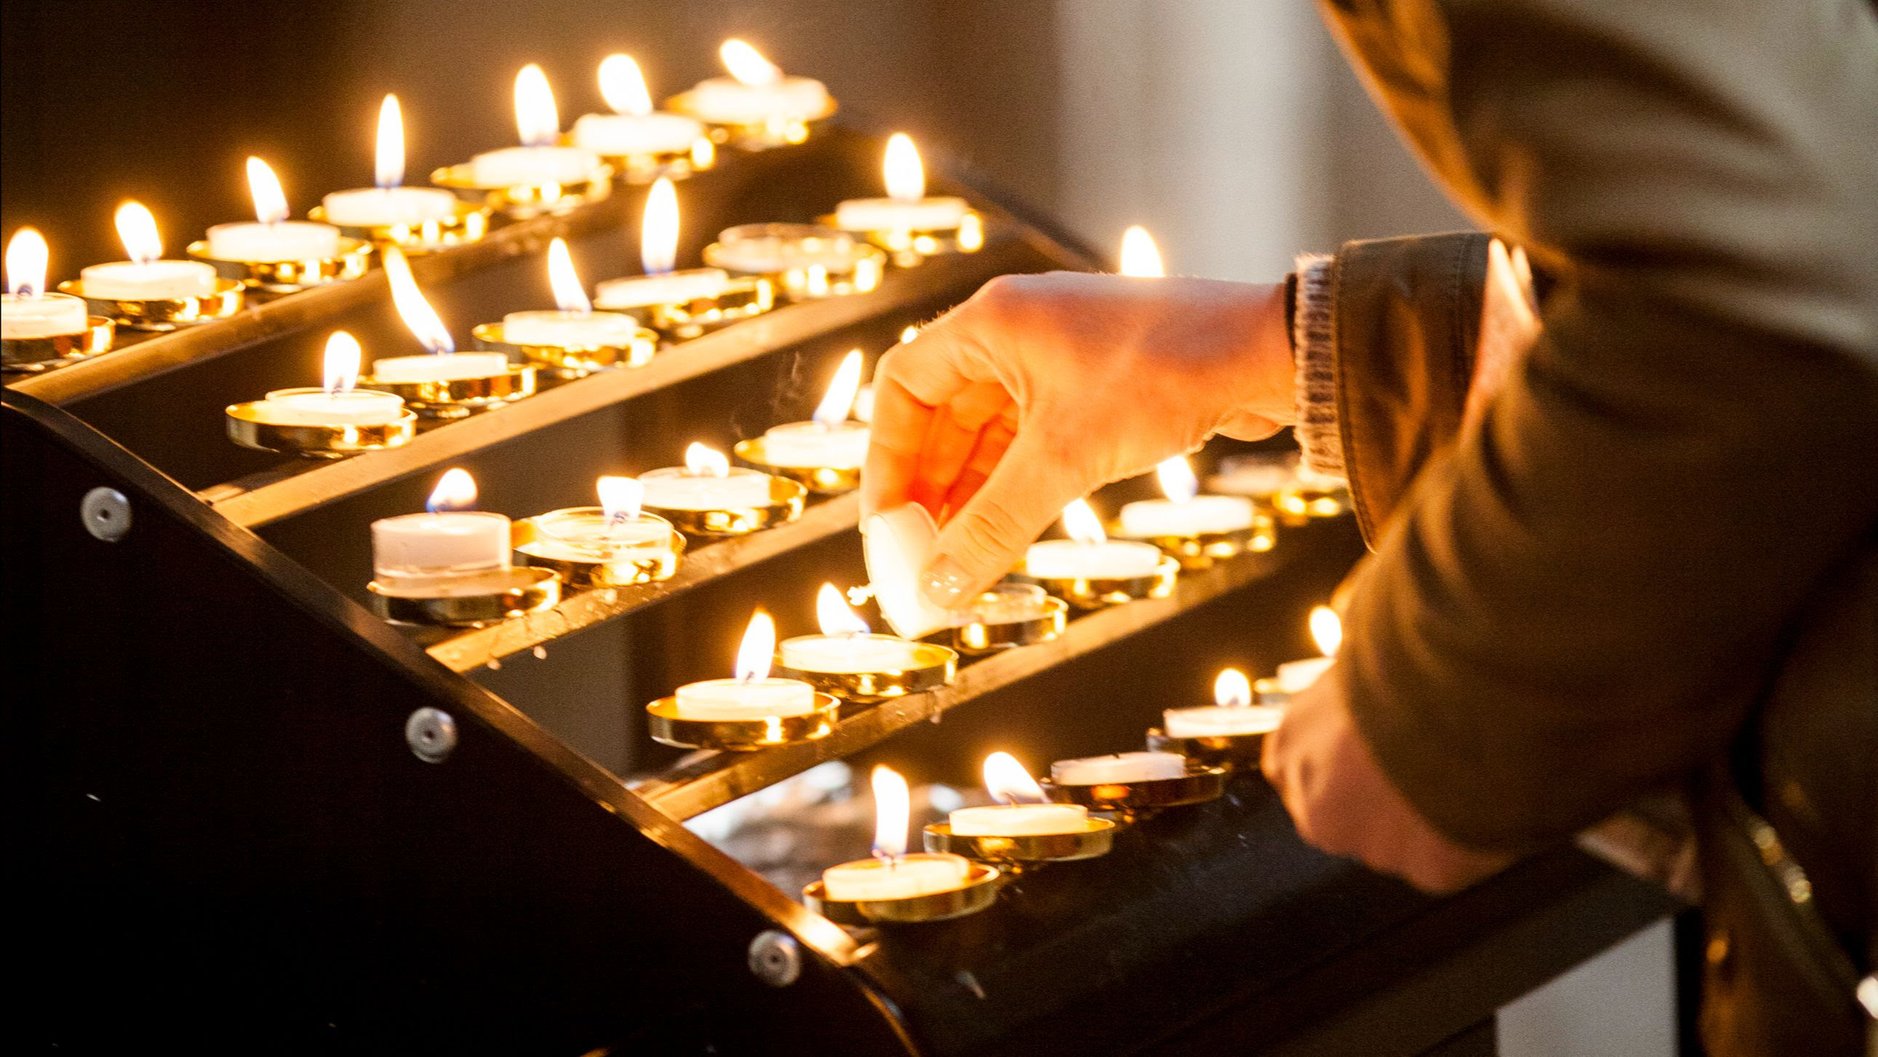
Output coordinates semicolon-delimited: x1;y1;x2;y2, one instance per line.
1274;605;1341;693
3;228;87;339
1024;499;1166;580
204;157;344;262
249;331;407;426
821;766;973;901
572;54;710;167
595;176;732;307
672;610;819;720
677;39;834;135
949;753;1091;837
777;583;943;674
468;64;603;186
639;442;778;510
758;350;869;468
498;237;644;348
319;95;464;229
1118;456;1259;539
832;134;981;261
1049;751;1189;786
371;469;513;590
368;247;511;383
513;475;679;586
1162;668;1283;739
78;202;219;300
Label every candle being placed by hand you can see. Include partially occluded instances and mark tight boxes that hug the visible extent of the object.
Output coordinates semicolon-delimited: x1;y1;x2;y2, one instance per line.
948;752;1091;836
79;202;218;300
671;610;819;719
1119;456;1259;538
572;54;708;158
499;238;643;347
251;331;407;426
369;247;510;383
834;133;970;233
682;39;833;126
639;442;777;510
320;95;463;228
469;64;602;186
822;766;973;901
3;228;88;338
757;349;869;468
205;157;343;261
1162;668;1284;739
1050;751;1189;786
1274;605;1342;692
1024;499;1165;580
371;469;512;589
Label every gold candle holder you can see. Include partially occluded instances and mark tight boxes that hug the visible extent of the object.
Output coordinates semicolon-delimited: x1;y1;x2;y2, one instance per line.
224;401;417;458
644;692;840;752
772;636;957;703
2;316;116;373
1010;553;1182;611
58;278;245;332
947;585;1069;655
186;238;374;295
1040;763;1228;824
357;364;538;420
308;199;491;255
1273;477;1353;524
802;860;1001;926
512;509;684;588
639;472;807;537
819;209;985;268
922;818;1116;873
731;436;861;495
471;321;657;379
1109;511;1278;571
1143;729;1270;774
594;274;774;341
702;224;887;302
368;566;561;627
577;136;717;185
665;91;837;151
429;162;614;219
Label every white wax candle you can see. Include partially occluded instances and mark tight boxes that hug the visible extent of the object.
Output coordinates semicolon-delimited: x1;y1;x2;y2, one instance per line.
1162;704;1284;739
1024;539;1165;580
372;510;511;581
204;220;343;262
500;309;641;348
254;387;406;427
1;291;88;338
778;634;925;674
468;145;600;186
758;420;870;469
1117;494;1258;538
319;186;461;228
594;268;732;309
707;227;864;274
638;466;775;511
368;352;511;384
1050;751;1188;785
820;853;970;901
834;196;970;232
948;803;1089;837
672;677;817;719
78;260;218;300
1274;656;1334;693
572;111;704;155
685;75;831;124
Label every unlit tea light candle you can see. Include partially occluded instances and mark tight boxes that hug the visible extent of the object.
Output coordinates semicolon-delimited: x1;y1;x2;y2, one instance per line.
1050;751;1188;786
81;202;218;300
469;64;601;185
205;157;343;261
948;752;1091;836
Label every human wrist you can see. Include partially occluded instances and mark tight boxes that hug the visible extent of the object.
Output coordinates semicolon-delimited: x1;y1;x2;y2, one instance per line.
1290;253;1344;478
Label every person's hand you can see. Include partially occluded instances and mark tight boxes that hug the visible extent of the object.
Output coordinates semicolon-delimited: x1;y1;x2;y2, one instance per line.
863;271;1294;608
1262;665;1518;893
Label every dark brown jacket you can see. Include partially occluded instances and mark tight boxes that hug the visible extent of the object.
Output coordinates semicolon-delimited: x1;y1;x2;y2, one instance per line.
1310;0;1878;1052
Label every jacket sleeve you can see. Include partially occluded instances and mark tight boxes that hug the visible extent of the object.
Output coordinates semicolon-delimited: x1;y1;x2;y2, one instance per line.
1315;0;1878;847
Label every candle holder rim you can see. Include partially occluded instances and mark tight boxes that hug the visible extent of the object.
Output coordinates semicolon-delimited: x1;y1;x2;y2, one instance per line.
224;400;418;458
921;818;1116;869
731;436;863;496
367;566;560;627
57;278;246;331
357;363;537;417
644;691;839;752
183;234;373;268
1038;763;1229;818
772;634;958;703
801;859;1001;926
308;197;491;252
944;591;1069;655
638;473;807;537
470;320;658;378
1008;552;1182;610
427;159;615;192
1;315;116;372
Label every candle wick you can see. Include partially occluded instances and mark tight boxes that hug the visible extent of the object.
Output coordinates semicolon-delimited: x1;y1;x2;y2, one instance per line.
873;849;900;870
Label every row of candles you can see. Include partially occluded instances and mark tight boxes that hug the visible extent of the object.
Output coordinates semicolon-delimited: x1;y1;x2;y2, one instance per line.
1;41;981;375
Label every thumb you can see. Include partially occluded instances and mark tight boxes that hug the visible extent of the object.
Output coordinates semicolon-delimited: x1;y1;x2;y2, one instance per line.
920;435;1082;609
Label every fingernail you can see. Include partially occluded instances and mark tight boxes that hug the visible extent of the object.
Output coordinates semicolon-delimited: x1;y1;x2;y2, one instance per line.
919;556;974;609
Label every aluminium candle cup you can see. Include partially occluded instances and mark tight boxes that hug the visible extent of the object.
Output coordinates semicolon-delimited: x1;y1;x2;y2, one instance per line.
471;320;658;379
1108;510;1279;571
702;224;888;302
640;474;807;537
771;635;957;704
922;817;1116;873
428;161;614;219
1009;553;1182;611
57;278;246;332
817;208;986;268
802;860;1001;926
223;400;417;458
186;237;374;295
732;436;861;495
308;199;491;254
665;90;837;151
1039;762;1229;824
357;364;538;420
1;316;116;373
945;589;1069;655
644;692;840;752
512;509;684;588
1144;728;1269;773
367;566;561;627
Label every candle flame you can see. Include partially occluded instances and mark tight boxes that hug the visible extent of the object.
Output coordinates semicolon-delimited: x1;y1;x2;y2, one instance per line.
514;63;561;147
599;53;654;117
1156;455;1200;504
383;246;455;354
375;94;406;189
546;237;591;313
5;226;48;298
323;331;362;396
720;39;783;87
1119;225;1165;278
983;751;1048;805
598;475;644;521
899;324;919;345
816;582;870;636
871;764;910;861
1310;605;1343;657
246;156;290;225
1214;668;1253;708
811;349;864;427
683;442;731;478
883;133;925;203
426;468;478;513
640;176;679;275
1061;498;1107;546
115;201;163;265
734;609;777;682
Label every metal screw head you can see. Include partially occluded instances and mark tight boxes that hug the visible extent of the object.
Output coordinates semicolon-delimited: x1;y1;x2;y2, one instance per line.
80;487;132;541
405;708;458;763
747;930;802;988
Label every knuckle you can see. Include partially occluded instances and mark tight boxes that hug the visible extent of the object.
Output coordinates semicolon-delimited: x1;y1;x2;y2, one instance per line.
953;498;1032;563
